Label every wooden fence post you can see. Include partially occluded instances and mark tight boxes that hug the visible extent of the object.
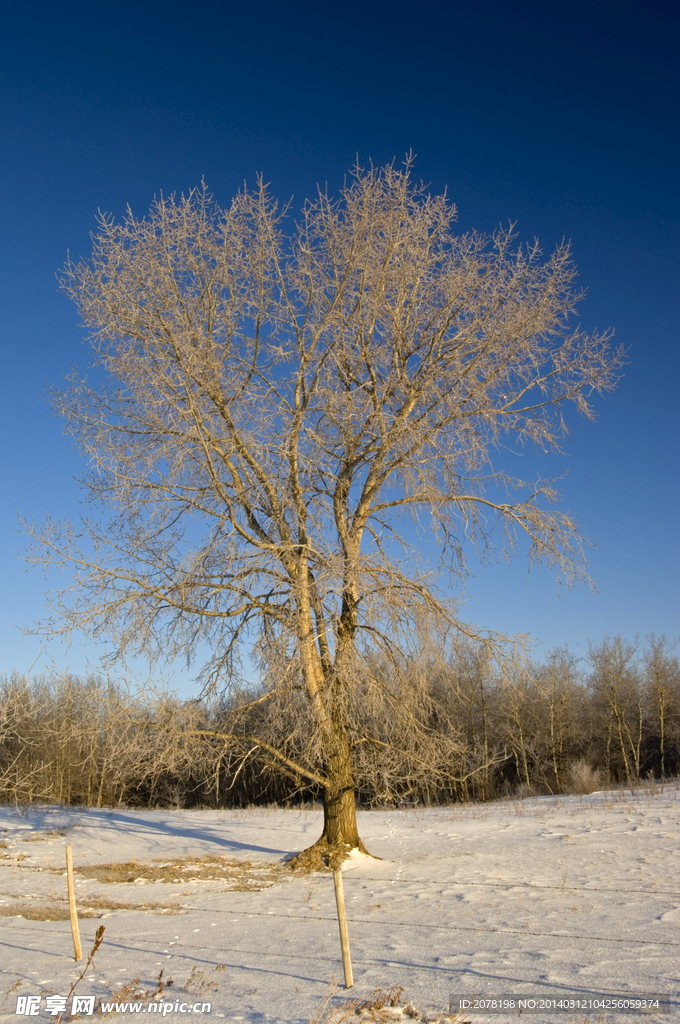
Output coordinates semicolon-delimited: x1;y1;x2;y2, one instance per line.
332;868;353;989
66;845;82;962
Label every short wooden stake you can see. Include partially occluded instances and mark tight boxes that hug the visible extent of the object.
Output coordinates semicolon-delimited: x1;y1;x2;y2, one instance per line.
66;845;82;962
332;868;353;988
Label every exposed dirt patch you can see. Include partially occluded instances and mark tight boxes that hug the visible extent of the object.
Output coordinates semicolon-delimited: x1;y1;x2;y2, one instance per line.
66;855;286;889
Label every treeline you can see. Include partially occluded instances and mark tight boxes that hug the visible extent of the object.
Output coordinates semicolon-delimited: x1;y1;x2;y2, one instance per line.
1;635;678;809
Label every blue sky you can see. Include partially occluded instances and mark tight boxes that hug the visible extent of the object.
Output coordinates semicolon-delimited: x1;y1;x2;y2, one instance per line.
1;0;678;687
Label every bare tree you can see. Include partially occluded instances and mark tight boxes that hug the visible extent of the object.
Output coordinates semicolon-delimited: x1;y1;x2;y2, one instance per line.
0;673;143;806
588;636;642;784
643;635;680;778
26;161;622;860
532;647;583;791
495;664;538;790
433;644;496;801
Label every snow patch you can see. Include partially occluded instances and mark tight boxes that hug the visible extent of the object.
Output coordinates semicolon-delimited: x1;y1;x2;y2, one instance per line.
341;847;385;871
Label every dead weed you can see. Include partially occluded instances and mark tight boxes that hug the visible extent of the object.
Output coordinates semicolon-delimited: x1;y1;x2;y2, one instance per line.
22;831;66;842
310;985;469;1024
97;965;226;1015
1;979;22;1012
99;969;173;1011
182;965;226;998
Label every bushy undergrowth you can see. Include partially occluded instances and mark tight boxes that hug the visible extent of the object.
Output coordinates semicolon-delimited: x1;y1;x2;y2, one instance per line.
1;636;678;809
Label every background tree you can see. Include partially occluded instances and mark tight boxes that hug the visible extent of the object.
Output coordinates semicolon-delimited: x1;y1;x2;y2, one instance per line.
587;636;643;784
643;635;680;778
26;162;622;861
532;647;583;792
434;644;496;801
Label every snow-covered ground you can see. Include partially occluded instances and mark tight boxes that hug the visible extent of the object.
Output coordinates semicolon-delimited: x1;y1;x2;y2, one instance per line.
0;784;678;1023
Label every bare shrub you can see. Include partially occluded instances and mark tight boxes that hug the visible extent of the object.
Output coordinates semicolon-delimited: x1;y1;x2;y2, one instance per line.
567;759;602;794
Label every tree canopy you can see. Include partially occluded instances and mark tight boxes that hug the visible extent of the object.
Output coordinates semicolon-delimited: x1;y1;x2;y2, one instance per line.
27;162;623;857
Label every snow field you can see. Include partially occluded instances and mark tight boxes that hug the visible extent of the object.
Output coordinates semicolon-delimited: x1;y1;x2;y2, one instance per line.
0;784;678;1023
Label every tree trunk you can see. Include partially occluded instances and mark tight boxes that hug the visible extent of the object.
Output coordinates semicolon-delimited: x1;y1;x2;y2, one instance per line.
479;676;490;801
290;729;369;870
321;782;362;849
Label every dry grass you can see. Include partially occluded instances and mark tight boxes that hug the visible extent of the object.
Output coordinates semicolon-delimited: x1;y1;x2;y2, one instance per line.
68;854;285;889
1;979;23;1013
98;969;173;1012
182;965;227;998
0;901;94;921
97;965;226;1015
289;844;352;873
21;830;66;842
310;986;470;1024
0;897;182;920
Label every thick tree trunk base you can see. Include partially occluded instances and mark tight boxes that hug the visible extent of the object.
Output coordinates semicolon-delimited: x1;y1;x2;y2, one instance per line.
287;783;375;871
287;834;370;873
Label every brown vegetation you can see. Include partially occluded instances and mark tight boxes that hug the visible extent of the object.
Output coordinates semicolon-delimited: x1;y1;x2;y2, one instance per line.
72;855;284;888
1;635;677;812
309;984;467;1024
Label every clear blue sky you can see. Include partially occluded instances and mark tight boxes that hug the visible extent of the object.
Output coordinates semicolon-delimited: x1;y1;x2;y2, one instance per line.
1;0;678;687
